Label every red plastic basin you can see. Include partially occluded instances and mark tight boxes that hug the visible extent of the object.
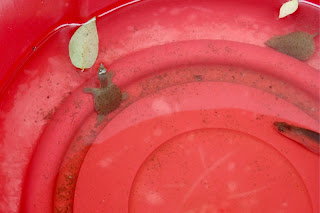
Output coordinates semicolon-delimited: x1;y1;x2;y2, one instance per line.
0;0;319;212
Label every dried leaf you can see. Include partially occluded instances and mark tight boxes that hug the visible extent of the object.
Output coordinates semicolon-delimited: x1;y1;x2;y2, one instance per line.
69;17;99;70
279;0;299;18
265;31;316;61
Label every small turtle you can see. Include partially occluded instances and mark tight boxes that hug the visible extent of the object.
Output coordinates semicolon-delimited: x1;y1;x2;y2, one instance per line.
84;64;128;121
265;31;318;61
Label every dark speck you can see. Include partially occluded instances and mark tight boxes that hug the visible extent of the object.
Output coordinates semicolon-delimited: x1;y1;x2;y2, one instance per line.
193;75;203;81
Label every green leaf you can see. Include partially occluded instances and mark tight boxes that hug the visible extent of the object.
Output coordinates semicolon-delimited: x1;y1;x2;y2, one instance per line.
279;0;299;19
69;17;99;70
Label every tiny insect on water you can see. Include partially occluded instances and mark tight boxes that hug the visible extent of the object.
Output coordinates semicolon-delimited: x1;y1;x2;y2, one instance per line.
84;63;128;121
274;121;320;154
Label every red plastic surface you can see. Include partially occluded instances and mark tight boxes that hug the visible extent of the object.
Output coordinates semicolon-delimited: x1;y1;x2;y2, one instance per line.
0;0;319;213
